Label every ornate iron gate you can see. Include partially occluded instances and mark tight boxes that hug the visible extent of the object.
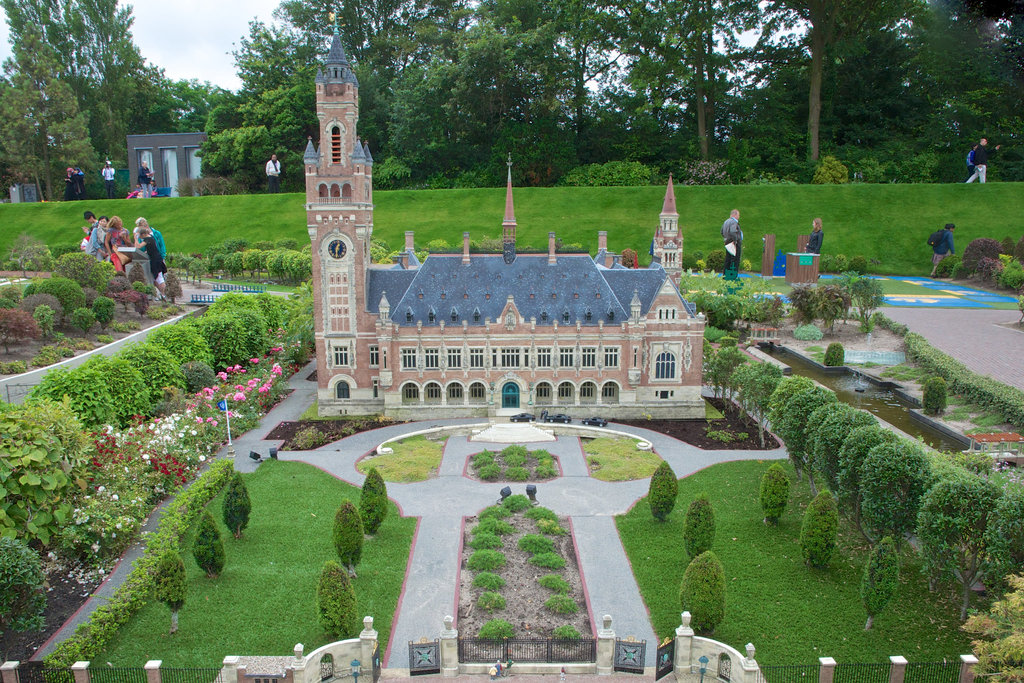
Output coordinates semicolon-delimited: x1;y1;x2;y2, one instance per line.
319;654;334;681
719;653;732;682
408;639;441;676
613;638;646;674
656;640;675;681
372;642;382;682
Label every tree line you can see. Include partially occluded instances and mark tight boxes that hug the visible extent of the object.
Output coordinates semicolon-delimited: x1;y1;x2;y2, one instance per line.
1;0;1021;200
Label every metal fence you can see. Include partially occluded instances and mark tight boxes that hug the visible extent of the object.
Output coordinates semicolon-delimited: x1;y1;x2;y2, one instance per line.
16;663;74;683
756;664;822;683
90;669;147;683
2;382;35;403
834;662;892;683
904;662;960;683
457;637;597;664
161;669;225;683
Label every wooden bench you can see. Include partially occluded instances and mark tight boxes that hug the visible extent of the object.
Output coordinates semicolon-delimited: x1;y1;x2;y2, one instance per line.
190;294;218;304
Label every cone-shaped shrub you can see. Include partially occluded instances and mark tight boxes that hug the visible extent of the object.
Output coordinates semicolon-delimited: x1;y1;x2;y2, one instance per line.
648;461;678;521
192;511;225;578
679;550;726;633
317;560;359;638
359;467;389;535
861;536;899;630
683;495;716;560
222;471;252;539
922;377;947;416
333;501;364;576
801;490;838;568
759;463;790;524
155;550;186;634
824;343;844;367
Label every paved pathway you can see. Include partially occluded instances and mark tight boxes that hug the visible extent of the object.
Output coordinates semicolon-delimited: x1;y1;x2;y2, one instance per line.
885;308;1024;390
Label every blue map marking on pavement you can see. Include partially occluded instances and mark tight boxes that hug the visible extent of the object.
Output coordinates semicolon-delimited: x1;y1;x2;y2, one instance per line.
888;277;1018;304
883;296;990;308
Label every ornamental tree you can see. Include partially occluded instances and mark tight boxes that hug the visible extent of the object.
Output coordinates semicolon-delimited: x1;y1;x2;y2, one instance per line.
359;467;389;535
836;425;899;541
155;550;186;634
333;501;364;577
807;404;875;493
801;489;838;568
192;511;226;578
679;550;725;633
767;376;816;479
317;560;359;638
222;471;252;539
861;536;899;630
683;495;716;560
984;485;1024;595
733;362;783;448
770;384;837;490
759;463;790;525
963;573;1024;683
648;461;678;521
860;440;931;545
0;308;40;353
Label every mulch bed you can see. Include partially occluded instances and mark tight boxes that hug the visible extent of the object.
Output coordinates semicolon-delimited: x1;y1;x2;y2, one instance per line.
617;397;780;450
265;417;404;450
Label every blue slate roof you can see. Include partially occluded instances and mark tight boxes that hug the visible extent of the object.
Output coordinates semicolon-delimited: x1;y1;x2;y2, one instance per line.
364;253;683;327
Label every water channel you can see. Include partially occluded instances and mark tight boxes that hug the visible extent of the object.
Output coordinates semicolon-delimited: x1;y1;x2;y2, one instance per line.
763;346;968;452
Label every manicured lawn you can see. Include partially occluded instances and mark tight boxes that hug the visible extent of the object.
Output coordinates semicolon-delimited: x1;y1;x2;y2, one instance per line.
583;436;661;481
356;435;445;481
97;460;415;667
5;183;1023;275
616;460;975;665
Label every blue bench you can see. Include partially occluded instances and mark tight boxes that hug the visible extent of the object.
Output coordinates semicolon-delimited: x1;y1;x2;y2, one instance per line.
211;283;267;293
190;294;218;304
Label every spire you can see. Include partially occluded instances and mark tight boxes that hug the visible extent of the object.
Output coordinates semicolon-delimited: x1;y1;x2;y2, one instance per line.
362;141;373;164
352;137;365;162
303;136;318;164
502;153;516;229
661;173;678;217
320;12;359;87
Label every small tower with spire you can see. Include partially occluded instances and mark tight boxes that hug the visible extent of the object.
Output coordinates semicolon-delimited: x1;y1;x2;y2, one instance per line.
652;174;683;283
502;153;517;264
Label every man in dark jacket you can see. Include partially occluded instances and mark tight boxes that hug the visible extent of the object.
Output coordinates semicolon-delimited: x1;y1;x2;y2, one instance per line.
966;138;1000;183
930;223;955;277
721;209;742;276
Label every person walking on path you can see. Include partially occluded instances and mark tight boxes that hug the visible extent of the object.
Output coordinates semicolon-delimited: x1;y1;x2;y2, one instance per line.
966;138;1001;183
929;223;956;277
138;162;154;197
266;154;281;193
806;218;824;254
965;144;978;182
721;209;742;275
102;161;116;199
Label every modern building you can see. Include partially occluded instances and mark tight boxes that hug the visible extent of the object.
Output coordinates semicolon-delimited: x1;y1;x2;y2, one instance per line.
307;28;704;420
126;132;205;196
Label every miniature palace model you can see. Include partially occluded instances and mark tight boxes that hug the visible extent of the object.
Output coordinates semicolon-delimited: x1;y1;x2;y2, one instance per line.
306;28;705;419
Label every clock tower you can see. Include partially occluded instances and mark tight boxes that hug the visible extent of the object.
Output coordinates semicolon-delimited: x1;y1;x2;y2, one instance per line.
306;24;375;413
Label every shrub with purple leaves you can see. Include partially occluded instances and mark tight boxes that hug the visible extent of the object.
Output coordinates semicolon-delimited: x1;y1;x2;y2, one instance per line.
962;238;1003;274
682;160;730;186
977;257;1004;283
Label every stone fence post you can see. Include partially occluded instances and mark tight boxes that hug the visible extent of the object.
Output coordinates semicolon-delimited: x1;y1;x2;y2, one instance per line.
144;660;162;683
888;656;907;683
819;657;836;683
597;614;616;676
959;655;978;683
291;643;306;683
71;662;90;683
440;615;459;678
673;612;694;679
360;616;378;674
1;662;18;683
739;643;760;683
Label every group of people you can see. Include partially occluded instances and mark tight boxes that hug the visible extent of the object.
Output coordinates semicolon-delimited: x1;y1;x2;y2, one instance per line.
63;167;86;201
719;210;825;276
79;210;170;299
965;138;1001;184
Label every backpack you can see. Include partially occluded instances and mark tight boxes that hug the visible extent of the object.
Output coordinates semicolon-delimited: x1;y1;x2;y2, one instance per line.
927;230;945;247
967;149;976;166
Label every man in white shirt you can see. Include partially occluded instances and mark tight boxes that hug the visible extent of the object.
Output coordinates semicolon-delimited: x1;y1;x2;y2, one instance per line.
266;154;281;193
102;161;116;198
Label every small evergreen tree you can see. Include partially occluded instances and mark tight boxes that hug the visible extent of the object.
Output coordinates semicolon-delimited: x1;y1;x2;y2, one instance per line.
759;463;790;524
683;495;716;559
359;467;389;535
192;511;226;578
164;270;183;303
801;490;839;568
648;461;678;521
861;536;899;630
222;471;252;539
679;550;726;633
823;343;844;367
317;560;359;638
922;377;947;416
155;550;186;634
333;500;364;577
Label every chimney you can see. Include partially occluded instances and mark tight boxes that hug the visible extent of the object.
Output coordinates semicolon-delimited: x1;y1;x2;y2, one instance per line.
462;232;471;265
548;232;557;265
598;231;608;252
405;231;415;251
605;252;615;268
396;252;408;269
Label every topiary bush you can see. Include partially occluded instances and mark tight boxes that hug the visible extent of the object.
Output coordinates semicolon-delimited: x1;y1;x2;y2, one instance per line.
163;270;183;303
962;238;1003;274
518;534;555;555
679;550;726;633
91;296;115;329
649;460;678;521
70;307;96;335
553;625;581;640
318;560;359;638
21;293;63;326
706;249;726;272
528;552;566;569
770;384;838;482
807;405;876;493
0;536;46;633
222;471;252;539
468;549;506;571
473;572;506;590
192;511;225;578
359;467;389;535
478;592;507;611
933;253;961;279
198;309;269;370
545;595;579;614
849;255;868;275
683;495;716;560
759;463;790;524
861;536;899;630
148;320;215;367
333;501;364;576
824;343;844;367
793;324;823;341
155;550;186;634
181;360;217;393
800;490;839;568
55;252;113;292
478;619;515;639
861;440;931;542
35;277;85;321
922;376;947;416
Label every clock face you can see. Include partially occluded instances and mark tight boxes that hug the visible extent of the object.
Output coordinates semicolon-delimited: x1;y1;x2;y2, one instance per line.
328;239;347;259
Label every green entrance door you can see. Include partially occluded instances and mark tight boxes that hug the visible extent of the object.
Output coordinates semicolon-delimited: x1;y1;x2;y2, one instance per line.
502;382;520;409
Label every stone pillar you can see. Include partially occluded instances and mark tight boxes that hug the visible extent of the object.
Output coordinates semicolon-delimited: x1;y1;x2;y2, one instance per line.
462;233;471;265
144;660;162;683
0;662;18;683
888;656;907;683
291;644;306;683
959;655;979;683
440;615;459;678
548;233;557;265
71;662;90;683
739;644;760;683
673;612;694;679
405;231;415;252
596;614;615;676
236;665;247;683
360;617;379;676
598;232;608;252
819;658;836;683
222;657;240;683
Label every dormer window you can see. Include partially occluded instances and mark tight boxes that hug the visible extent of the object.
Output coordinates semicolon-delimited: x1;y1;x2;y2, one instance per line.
562;310;570;323
541;310;548;322
405;308;413;323
585;308;592;322
428;307;436;323
450;308;458;322
473;308;481;323
607;308;615;321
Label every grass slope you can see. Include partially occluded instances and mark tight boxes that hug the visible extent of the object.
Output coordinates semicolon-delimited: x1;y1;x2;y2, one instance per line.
3;183;1022;275
615;460;974;665
97;460;415;667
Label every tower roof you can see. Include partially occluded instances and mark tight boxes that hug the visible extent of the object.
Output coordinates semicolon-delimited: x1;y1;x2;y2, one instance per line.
502;162;516;228
661;173;678;216
303;137;318;164
317;27;359;86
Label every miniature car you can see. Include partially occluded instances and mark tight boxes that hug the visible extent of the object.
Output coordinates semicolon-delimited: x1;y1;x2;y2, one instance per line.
581;417;608;427
543;413;572;423
510;413;536;423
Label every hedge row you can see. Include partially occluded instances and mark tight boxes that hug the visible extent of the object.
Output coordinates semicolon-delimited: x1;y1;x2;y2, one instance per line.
45;459;235;666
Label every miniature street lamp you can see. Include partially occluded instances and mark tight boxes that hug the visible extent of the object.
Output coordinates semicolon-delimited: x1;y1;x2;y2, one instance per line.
698;655;709;683
350;659;361;683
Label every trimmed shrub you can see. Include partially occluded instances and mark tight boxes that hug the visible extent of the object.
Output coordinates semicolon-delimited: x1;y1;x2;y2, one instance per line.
807;404;876;493
553;625;581;640
468;532;503;549
0;536;46;633
537;519;567;535
222;471;252;539
475;518;515;536
506;466;529;481
538;574;570;594
91;296;115;329
198;309;269;369
525;506;558;522
479;505;511;520
28;361;117;428
983;485;1024;594
861;536;899;630
771;385;838;482
922;376;947;416
192;511;225;578
359;467;389;535
116;342;186;408
473;572;506;590
861;440;932;542
473;451;495;468
836;425;900;535
148;320;214;367
468;549;506;571
801;490;838;568
21;293;63;324
518;534;555;555
55;252;113;292
528;552;566;569
478;619;515;639
503;494;531;513
164;270;183;303
962;238;1003;274
679;550;726;633
793;324;823;341
706;249;726;272
933;253;961;278
70;307;96;335
317;560;359;638
683;495;716;560
36;277;85;320
648;461;678;521
823;343;844;367
812;155;849;184
545;595;579;614
759;463;790;524
333;501;364;575
478;591;506;611
181;361;217;393
849;255;868;275
155;550;186;634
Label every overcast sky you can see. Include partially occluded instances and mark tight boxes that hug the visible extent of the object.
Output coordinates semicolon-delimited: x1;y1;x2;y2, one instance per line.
0;0;284;91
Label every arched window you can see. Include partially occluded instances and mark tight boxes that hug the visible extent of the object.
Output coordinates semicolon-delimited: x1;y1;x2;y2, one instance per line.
425;382;442;403
318;184;328;198
655;352;676;379
473;308;481;323
601;382;619;403
335;381;350;399
402;384;419;403
331;126;342;163
535;382;553;404
330;183;341;198
342;183;352;200
580;381;597;403
450;308;459;322
469;382;487;403
557;382;574;404
447;383;464;402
